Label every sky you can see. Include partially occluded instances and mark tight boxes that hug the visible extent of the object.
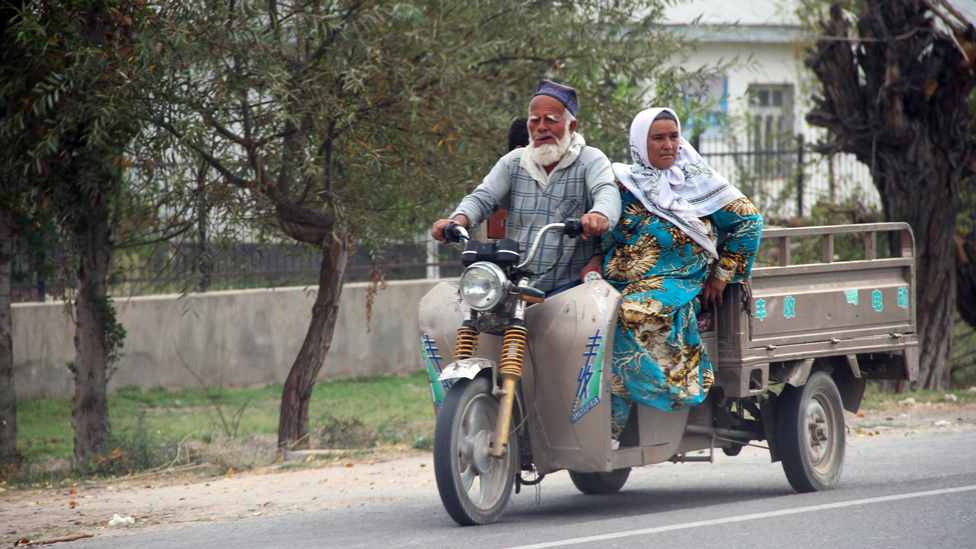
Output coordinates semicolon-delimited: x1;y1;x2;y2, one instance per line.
663;0;976;26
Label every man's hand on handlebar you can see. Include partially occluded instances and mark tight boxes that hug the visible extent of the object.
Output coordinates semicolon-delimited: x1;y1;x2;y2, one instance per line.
431;215;470;244
579;212;609;240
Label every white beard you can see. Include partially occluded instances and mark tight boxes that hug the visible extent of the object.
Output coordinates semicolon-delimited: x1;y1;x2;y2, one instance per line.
529;131;572;167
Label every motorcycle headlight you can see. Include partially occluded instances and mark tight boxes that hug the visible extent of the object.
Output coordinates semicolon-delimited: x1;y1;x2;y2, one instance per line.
459;262;508;311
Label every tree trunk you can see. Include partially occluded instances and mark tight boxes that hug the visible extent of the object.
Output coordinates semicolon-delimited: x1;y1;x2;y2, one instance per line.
277;230;348;449
0;207;16;464
804;0;976;390
875;152;958;390
957;231;976;330
72;195;113;470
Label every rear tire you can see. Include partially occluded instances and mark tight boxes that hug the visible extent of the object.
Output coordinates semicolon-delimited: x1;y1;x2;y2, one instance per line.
433;376;517;525
568;468;631;494
776;371;845;492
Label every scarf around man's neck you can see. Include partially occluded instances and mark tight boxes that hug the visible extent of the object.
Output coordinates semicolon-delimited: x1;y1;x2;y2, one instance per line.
520;132;586;190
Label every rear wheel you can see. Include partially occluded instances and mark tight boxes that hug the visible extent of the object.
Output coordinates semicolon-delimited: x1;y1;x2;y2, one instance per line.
776;371;845;492
433;376;517;525
568;468;631;494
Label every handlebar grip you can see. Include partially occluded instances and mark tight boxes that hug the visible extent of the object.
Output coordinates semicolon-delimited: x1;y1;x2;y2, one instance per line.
444;222;469;243
562;218;583;238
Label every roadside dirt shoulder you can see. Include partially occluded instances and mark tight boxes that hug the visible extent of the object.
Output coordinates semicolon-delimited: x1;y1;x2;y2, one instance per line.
1;449;438;546
3;399;975;547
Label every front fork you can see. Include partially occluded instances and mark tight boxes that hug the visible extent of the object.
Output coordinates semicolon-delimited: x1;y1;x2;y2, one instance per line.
492;324;526;458
451;284;530;459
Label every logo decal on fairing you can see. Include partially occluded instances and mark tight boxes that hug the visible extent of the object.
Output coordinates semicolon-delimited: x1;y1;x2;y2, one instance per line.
570;329;605;423
422;333;452;409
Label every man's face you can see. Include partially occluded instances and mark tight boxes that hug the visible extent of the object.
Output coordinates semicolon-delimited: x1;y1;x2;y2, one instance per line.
528;95;576;148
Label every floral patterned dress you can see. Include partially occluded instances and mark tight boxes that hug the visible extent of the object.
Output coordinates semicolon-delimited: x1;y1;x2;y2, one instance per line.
599;183;762;437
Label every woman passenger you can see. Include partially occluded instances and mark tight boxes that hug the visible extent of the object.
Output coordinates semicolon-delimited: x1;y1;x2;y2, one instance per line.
579;108;763;440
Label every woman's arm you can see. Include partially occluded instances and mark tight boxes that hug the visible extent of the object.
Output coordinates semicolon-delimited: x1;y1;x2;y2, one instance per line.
702;198;764;308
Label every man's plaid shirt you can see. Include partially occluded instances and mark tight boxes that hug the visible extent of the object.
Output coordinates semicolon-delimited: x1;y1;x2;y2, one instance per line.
451;136;620;293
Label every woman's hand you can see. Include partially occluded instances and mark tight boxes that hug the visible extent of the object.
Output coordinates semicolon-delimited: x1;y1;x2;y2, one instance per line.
580;254;605;282
700;276;727;310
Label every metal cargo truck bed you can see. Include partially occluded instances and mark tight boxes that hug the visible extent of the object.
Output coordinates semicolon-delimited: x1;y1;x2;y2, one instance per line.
714;223;919;399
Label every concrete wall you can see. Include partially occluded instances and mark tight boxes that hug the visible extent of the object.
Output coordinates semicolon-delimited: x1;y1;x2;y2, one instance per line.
12;279;443;401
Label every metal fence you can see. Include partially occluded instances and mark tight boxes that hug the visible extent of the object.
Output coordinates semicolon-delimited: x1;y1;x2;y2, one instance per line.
10;239;463;303
693;133;879;220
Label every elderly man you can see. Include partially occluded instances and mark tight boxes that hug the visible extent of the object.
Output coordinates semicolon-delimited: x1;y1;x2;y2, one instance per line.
431;80;621;294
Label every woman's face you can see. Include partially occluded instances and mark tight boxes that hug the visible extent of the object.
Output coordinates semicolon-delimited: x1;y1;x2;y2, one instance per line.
645;119;680;170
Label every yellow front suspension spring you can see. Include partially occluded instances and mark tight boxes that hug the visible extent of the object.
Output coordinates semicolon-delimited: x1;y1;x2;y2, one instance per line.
492;326;527;458
454;326;479;361
498;328;527;377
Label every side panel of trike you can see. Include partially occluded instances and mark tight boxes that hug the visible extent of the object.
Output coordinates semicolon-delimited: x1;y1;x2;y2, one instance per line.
519;280;621;475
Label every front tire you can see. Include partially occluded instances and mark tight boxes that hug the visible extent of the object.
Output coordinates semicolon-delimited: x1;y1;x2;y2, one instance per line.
433;376;518;525
568;468;631;494
776;371;846;492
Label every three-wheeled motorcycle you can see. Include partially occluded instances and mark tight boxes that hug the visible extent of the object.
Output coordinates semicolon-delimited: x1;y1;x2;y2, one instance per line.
419;220;918;525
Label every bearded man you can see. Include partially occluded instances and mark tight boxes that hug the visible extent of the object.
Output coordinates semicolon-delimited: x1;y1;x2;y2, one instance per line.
431;80;620;294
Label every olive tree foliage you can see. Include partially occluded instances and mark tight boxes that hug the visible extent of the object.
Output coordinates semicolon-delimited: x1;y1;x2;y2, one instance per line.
144;0;723;448
802;0;976;390
0;0;195;469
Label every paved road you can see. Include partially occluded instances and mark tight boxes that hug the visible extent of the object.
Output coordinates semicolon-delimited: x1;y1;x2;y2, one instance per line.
74;431;976;549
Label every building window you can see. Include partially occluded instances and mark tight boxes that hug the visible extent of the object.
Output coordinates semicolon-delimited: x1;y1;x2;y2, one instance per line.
685;76;728;137
747;83;795;177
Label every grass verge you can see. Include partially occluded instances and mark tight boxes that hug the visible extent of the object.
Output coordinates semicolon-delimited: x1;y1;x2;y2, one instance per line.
5;371;435;488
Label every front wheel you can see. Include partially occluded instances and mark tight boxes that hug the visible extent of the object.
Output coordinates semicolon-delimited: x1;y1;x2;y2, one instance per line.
776;371;846;492
568;468;631;494
433;376;518;525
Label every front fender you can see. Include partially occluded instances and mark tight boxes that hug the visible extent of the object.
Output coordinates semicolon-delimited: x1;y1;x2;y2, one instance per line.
439;358;496;382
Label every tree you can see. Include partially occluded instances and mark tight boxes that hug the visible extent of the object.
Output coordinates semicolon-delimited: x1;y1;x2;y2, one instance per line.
0;0;21;466
0;204;14;466
1;0;173;469
804;0;976;389
146;0;722;448
957;90;976;331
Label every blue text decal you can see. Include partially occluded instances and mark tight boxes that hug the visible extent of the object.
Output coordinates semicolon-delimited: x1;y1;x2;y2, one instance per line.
571;330;604;423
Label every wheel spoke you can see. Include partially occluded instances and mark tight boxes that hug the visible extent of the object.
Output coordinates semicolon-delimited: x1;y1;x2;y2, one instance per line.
478;468;494;504
458;431;475;460
466;396;492;433
460;463;476;492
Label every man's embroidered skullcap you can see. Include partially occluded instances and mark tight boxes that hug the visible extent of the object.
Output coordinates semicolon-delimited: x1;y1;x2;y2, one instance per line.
533;80;579;116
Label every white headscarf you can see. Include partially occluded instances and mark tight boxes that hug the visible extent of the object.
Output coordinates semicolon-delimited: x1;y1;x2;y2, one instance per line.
612;108;744;258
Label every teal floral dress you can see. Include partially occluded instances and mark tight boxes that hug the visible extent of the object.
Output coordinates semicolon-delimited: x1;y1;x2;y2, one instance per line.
599;183;763;437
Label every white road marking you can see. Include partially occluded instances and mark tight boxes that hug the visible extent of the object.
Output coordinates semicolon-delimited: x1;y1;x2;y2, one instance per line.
507;484;976;549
